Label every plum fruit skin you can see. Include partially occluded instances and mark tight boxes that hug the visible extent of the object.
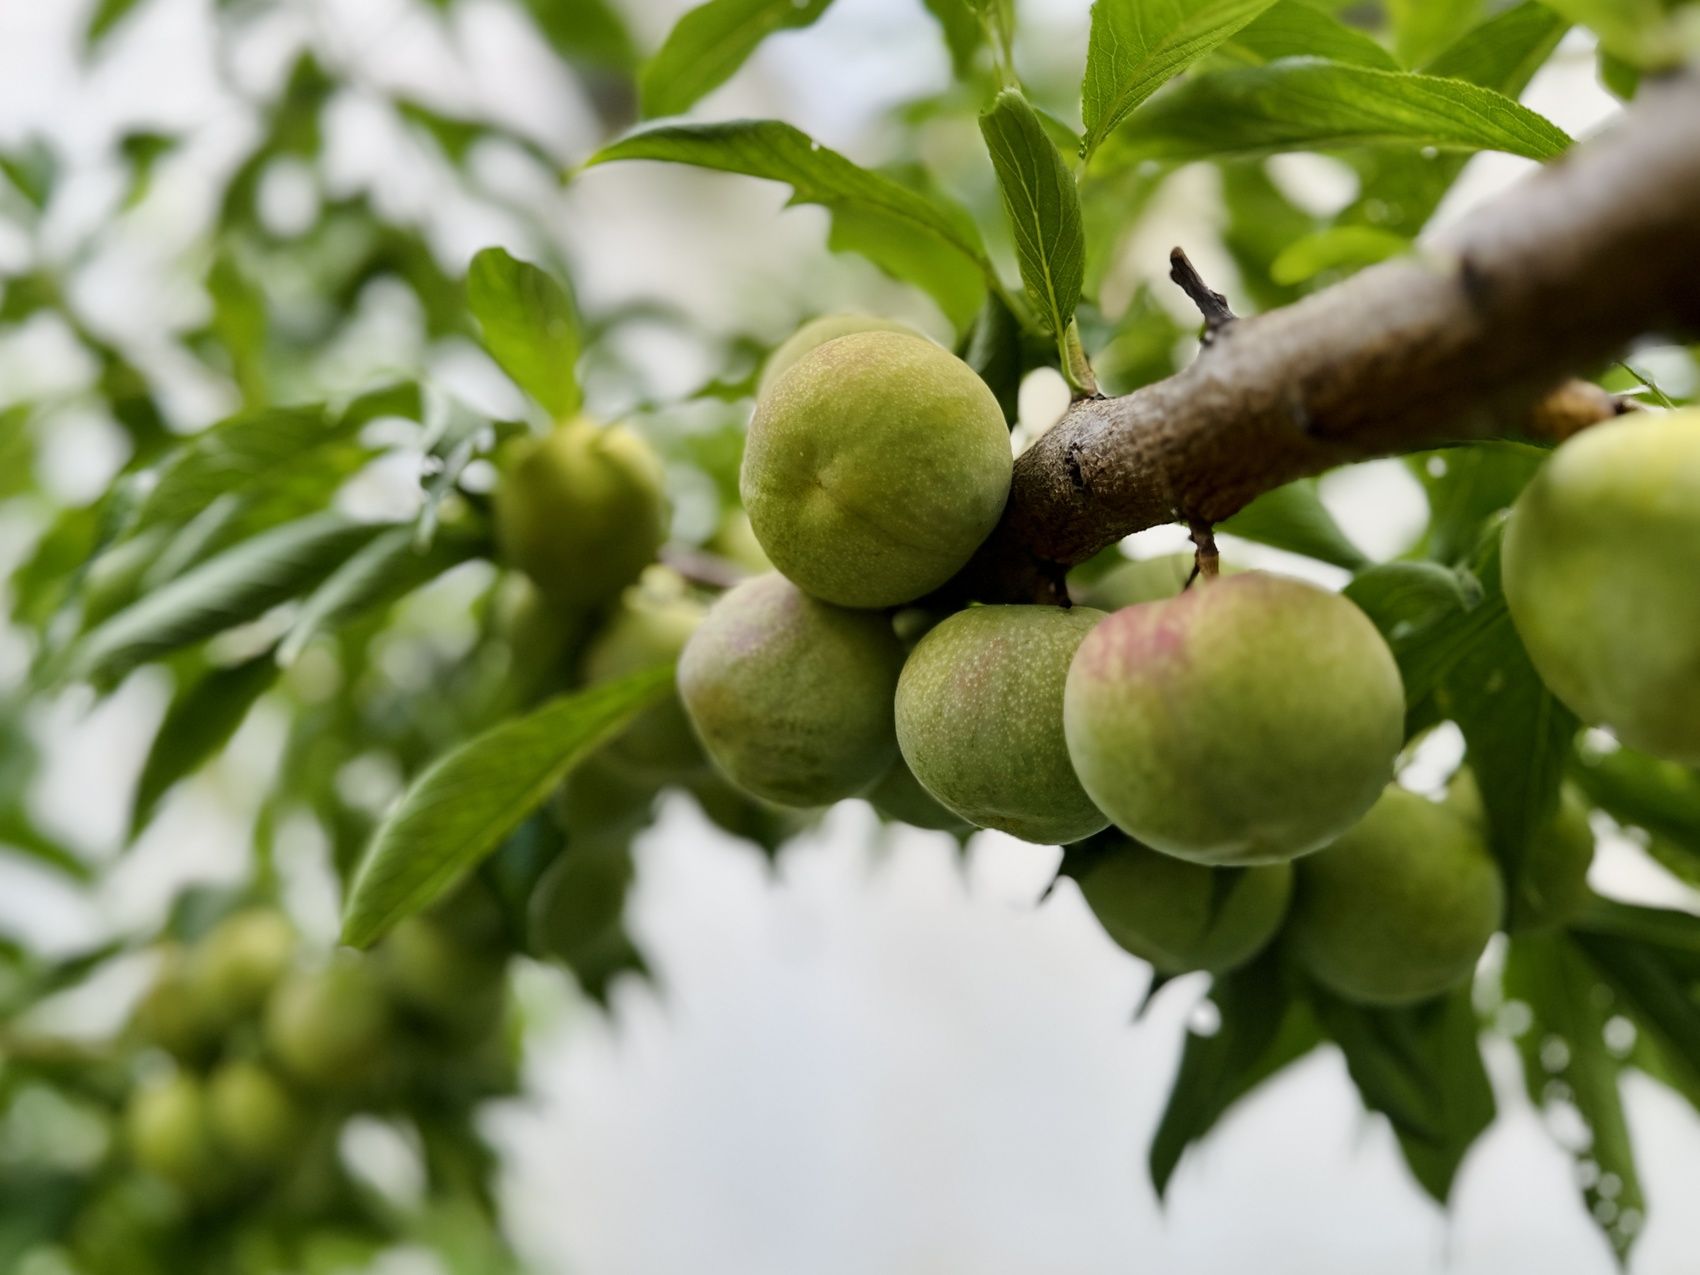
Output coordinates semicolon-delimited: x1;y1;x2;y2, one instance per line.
582;576;707;780
1447;770;1594;931
741;331;1012;608
1063;572;1405;865
1287;785;1504;1006
677;573;904;807
1504;410;1700;764
896;604;1108;844
757;313;922;400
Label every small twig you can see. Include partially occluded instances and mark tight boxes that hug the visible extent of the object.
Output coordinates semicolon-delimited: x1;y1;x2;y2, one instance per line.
1169;247;1238;344
1187;519;1219;586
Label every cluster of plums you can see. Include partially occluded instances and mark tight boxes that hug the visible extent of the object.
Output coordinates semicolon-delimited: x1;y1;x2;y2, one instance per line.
495;310;1700;1009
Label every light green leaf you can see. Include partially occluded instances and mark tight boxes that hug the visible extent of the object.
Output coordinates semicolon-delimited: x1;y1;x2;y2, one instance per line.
341;666;675;948
1099;58;1571;165
1345;560;1478;638
521;0;636;71
979;91;1085;360
1423;1;1569;88
1269;225;1410;285
465;248;582;420
1218;479;1369;569
84;0;146;51
1389;0;1481;67
1225;0;1398;70
1081;0;1283;162
640;0;836;119
1537;0;1672;67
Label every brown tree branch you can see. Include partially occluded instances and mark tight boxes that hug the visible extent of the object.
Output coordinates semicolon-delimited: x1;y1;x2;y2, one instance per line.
959;72;1700;604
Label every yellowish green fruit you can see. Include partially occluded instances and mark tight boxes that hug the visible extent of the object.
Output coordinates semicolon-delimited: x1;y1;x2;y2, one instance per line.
1073;552;1240;610
1288;786;1504;1006
191;908;295;1027
493;418;668;609
1064;572;1404;864
206;1060;301;1169
678;573;903;806
896;605;1109;844
263;959;390;1088
126;1071;218;1193
708;509;773;575
378;915;506;1035
129;946;214;1061
757;314;923;400
741;331;1012;607
496;576;587;704
865;755;973;834
1446;770;1594;931
582;569;706;779
1077;840;1292;975
1504;410;1700;764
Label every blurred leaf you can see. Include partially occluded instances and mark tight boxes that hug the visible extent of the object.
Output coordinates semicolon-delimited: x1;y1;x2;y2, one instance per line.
1099;59;1571;166
921;0;987;79
980;91;1085;357
1389;0;1482;67
130;652;280;837
640;0;836;119
1409;442;1544;565
1504;931;1645;1262
1225;0;1398;70
1538;0;1670;66
0;140;58;210
1574;926;1700;1111
207;251;268;405
1080;0;1283;162
1269;224;1410;285
1149;956;1322;1195
0;809;92;882
962;291;1025;423
466;248;582;420
1345;560;1478;638
1598;47;1642;100
0;403;34;500
117;129;177;207
1573;745;1700;858
1312;987;1494;1203
67;515;388;686
1217;159;1317;310
84;0;147;50
1217;478;1368;569
521;0;637;71
341;666;674;948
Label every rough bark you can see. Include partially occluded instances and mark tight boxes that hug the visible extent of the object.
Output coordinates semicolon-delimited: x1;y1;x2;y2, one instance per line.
959;72;1700;604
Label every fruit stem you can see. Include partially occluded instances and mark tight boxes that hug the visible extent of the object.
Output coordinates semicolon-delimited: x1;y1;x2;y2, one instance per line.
1187;519;1219;585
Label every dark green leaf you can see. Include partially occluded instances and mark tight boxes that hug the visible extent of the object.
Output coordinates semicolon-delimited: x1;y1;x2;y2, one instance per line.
921;0;987;79
465;248;582;420
979;91;1085;350
1217;478;1368;569
1080;0;1284;162
1345;560;1478;639
640;0;836;119
522;0;637;71
961;291;1025;424
1225;1;1398;70
1098;59;1571;166
341;666;675;948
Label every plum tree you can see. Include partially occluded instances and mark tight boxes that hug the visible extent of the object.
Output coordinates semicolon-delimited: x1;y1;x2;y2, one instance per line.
1447;771;1595;931
263;959;392;1089
1064;572;1404;864
1504;410;1700;764
582;570;707;779
756;313;923;398
678;572;903;806
1075;839;1292;976
493;418;669;610
1287;786;1504;1006
740;331;1012;607
896;604;1108;843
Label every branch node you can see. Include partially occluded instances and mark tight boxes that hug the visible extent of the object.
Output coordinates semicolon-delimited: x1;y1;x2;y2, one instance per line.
1169;246;1237;344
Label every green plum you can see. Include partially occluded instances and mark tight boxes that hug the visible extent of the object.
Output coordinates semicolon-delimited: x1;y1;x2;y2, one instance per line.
582;569;707;779
206;1060;302;1170
263;958;391;1089
190;907;295;1028
1076;839;1292;975
129;945;215;1061
678;573;903;806
1288;785;1504;1005
896;605;1108;844
1447;770;1594;931
865;755;973;834
125;1071;219;1194
741;331;1011;607
1504;410;1700;763
493;418;668;609
1064;571;1404;864
377;915;507;1037
708;509;772;575
757;313;923;399
1072;552;1241;610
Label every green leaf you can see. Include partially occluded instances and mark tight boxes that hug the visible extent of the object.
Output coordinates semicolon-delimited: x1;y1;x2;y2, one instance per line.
1537;0;1671;67
1217;479;1368;569
1080;0;1284;162
589;120;995;323
465;248;582;420
67;515;387;687
961;292;1025;424
1573;928;1700;1112
1148;957;1322;1195
640;0;836;119
0;141;59;210
1225;1;1398;71
1504;931;1645;1262
130;652;280;837
1572;745;1700;858
1345;560;1478;640
979;91;1085;371
84;0;145;51
341;667;675;948
1269;225;1410;285
0;809;92;883
1423;1;1569;88
1409;442;1544;566
1389;0;1481;67
1311;987;1494;1203
1098;58;1572;166
521;0;636;71
921;0;988;79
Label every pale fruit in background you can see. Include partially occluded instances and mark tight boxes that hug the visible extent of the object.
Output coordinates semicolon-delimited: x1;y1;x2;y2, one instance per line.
206;1060;303;1170
1446;770;1594;931
1072;552;1239;610
741;331;1012;608
896;605;1108;844
1075;840;1291;975
126;1070;219;1194
1288;786;1504;1006
191;907;295;1028
1504;410;1700;763
582;569;707;780
263;959;391;1089
678;573;903;807
1065;572;1404;864
756;313;924;399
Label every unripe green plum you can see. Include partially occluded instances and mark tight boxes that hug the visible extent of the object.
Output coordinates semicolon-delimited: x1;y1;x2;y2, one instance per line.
1504;410;1700;764
529;841;643;998
493;418;668;609
1076;839;1292;975
709;508;772;575
126;1071;218;1193
377;915;506;1036
757;314;923;399
865;755;973;834
1288;785;1503;1006
582;569;707;779
896;605;1108;844
1447;771;1594;931
1073;552;1241;610
206;1060;302;1170
263;958;391;1089
678;573;903;806
741;331;1012;607
129;946;214;1061
191;907;295;1027
1064;572;1404;864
